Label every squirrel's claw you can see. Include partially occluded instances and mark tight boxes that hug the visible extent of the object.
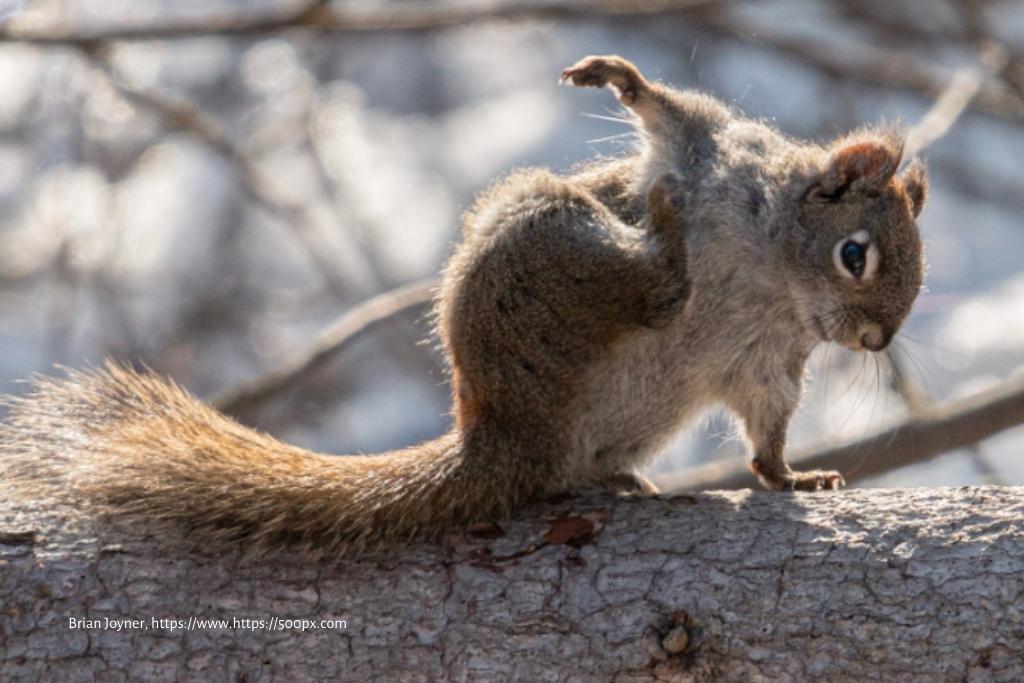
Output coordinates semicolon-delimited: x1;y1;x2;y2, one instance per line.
785;470;846;492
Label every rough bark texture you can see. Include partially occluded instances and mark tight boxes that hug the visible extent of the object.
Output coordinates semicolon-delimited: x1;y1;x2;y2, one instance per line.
2;487;1023;682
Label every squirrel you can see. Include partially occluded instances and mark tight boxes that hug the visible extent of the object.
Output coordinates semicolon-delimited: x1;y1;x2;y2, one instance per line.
1;55;928;556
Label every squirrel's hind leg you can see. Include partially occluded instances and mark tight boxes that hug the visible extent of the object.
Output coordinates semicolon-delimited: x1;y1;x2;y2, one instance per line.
560;54;730;159
560;55;664;128
442;173;692;436
554;470;660;499
603;471;660;496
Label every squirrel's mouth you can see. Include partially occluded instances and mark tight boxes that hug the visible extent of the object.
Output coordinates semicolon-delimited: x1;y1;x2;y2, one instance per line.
815;317;870;352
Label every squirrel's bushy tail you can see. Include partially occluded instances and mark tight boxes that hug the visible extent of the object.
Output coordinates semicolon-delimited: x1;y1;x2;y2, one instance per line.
1;363;525;556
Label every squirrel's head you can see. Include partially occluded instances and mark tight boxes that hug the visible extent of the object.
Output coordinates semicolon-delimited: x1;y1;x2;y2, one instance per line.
788;133;928;352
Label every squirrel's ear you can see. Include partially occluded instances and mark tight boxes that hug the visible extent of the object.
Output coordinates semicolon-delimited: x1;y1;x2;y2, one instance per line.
899;158;928;218
808;140;901;203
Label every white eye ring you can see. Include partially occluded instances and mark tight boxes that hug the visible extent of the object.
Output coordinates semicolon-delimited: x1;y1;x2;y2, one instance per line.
833;230;879;281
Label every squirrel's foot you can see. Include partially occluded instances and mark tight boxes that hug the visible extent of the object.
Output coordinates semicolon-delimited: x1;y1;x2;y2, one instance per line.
772;470;846;492
566;471;660;498
784;470;845;491
605;471;660;496
560;55;649;106
752;459;845;492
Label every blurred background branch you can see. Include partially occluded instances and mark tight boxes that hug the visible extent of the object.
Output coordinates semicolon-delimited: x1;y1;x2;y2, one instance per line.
3;1;1023;124
211;278;436;420
0;0;1021;485
76;44;361;299
655;373;1024;490
0;2;728;44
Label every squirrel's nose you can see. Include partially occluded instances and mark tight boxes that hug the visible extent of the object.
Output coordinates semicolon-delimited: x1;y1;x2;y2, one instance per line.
859;323;891;352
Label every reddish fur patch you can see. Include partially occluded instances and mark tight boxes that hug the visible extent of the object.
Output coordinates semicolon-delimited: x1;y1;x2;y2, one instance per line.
897;161;928;218
452;368;485;429
749;459;766;478
892;179;912;210
833;142;896;184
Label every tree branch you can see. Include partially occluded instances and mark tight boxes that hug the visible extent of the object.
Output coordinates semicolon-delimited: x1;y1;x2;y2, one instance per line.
6;0;1021;132
74;47;364;299
211;279;438;418
902;41;1009;158
5;1;1022;126
692;8;1024;125
3;487;1023;679
0;0;722;44
654;374;1024;491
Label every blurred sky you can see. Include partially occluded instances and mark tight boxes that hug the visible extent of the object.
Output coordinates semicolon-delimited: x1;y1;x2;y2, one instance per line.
0;0;1022;486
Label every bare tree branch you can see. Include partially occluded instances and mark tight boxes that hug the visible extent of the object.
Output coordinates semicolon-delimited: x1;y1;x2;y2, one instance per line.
903;41;1009;157
654;374;1024;491
3;0;1022;128
0;0;722;44
211;279;438;419
884;347;930;417
76;47;365;299
692;8;1024;124
967;442;1006;485
4;0;1021;128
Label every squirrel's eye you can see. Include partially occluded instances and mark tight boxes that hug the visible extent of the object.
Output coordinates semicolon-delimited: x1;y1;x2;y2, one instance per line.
840;240;866;278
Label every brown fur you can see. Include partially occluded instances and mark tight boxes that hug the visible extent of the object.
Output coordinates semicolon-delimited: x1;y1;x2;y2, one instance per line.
1;56;928;554
2;364;544;556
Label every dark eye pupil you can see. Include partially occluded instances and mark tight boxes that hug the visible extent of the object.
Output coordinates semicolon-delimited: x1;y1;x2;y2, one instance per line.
841;241;866;277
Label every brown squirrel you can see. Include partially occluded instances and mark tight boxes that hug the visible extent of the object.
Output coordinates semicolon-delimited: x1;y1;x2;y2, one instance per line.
1;56;928;556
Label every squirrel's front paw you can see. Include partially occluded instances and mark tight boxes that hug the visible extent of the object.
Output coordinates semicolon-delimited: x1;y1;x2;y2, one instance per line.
560;55;647;105
752;459;845;492
783;470;846;492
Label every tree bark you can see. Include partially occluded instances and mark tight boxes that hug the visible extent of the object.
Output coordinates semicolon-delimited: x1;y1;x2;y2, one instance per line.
2;487;1022;682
